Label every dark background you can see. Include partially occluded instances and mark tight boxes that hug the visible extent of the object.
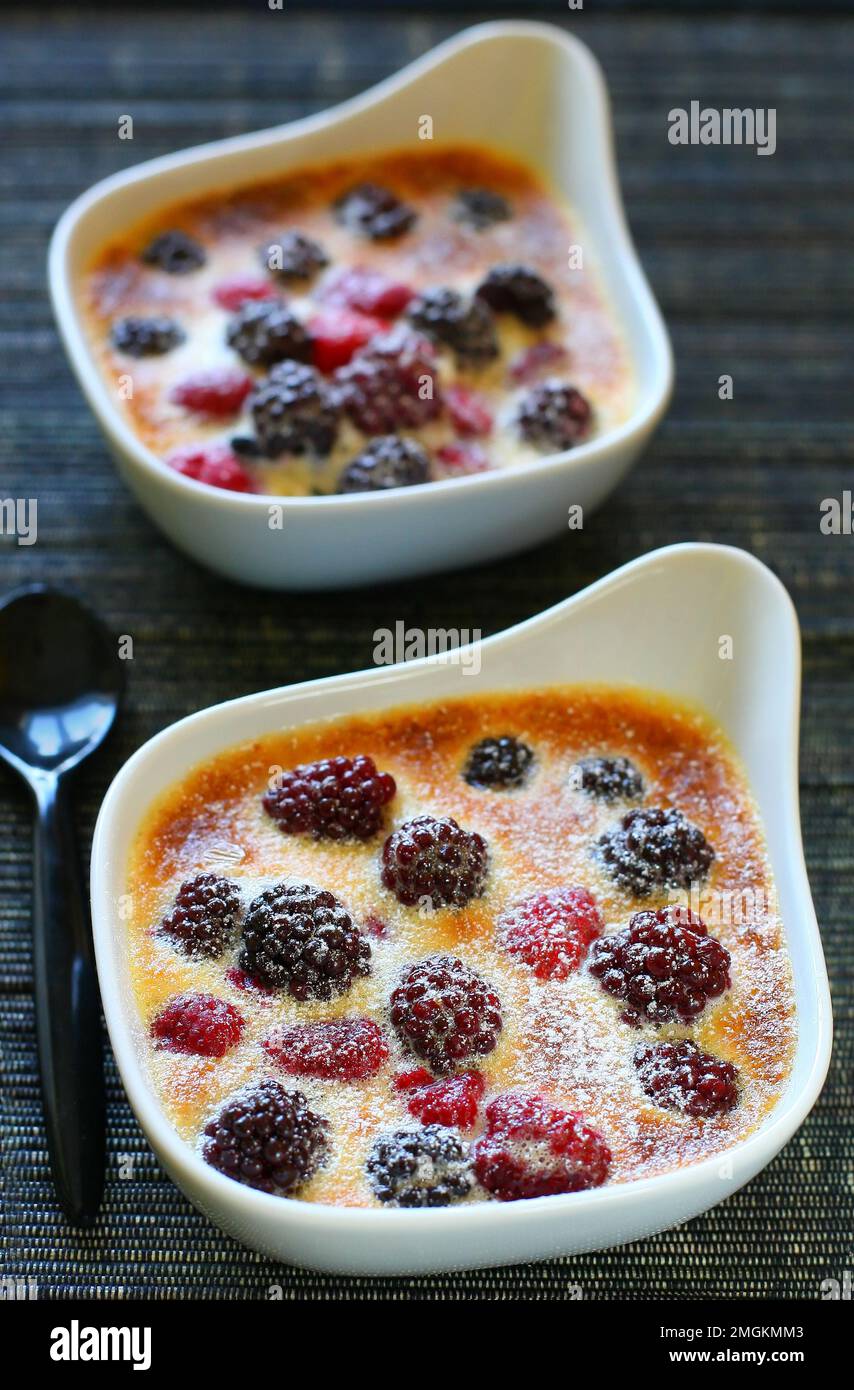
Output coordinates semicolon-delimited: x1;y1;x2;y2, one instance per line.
1;2;852;1300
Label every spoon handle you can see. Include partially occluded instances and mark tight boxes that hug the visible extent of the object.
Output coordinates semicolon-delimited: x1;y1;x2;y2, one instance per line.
31;773;105;1225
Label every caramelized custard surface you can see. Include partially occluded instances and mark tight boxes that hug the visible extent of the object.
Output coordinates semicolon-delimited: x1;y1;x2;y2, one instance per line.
81;146;634;494
126;687;795;1207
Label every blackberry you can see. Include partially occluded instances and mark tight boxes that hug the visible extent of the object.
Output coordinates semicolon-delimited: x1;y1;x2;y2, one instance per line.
517;380;592;451
141;229;206;274
239;881;371;1000
202;1079;328;1195
333;326;442;434
452;188;512;231
226;300;312;368
366;1126;473;1207
597;806;715;896
337;435;430;493
573;755;644;803
389;954;502;1072
634;1040;739;1118
111;315;185;357
230;435;263;459
476;263;556;327
262;754;396;840
260;230;329;283
333;183;417;240
159;873;242;959
473;1092;611;1201
463;735;534;790
381;814;489;909
249;360;339;457
588;907;731;1025
407;287;498;367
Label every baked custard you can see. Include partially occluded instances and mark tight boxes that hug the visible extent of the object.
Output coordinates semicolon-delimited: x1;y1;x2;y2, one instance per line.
80;146;634;496
125;687;795;1209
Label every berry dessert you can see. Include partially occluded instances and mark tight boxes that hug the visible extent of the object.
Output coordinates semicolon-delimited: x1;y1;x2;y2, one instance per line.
81;147;634;496
126;687;794;1208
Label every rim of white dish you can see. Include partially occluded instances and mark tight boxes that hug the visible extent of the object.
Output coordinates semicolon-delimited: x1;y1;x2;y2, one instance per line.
90;543;833;1238
48;20;674;515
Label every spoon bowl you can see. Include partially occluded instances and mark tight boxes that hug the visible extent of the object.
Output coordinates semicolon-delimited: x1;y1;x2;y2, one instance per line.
0;586;121;778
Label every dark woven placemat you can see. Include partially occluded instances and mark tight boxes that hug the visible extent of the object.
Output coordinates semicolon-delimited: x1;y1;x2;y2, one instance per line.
1;5;852;1300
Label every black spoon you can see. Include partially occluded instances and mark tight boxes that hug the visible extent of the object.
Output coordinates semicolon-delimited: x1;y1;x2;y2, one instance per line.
0;585;124;1225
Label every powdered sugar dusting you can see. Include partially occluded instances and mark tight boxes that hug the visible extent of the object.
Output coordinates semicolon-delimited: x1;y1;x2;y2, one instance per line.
126;685;796;1206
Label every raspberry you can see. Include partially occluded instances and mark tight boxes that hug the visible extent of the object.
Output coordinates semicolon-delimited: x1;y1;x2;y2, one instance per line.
572;755;644;802
262;754;396;840
319;265;413;318
476;263;556;327
499;887;603;980
588;907;731;1025
111;316;185;357
634;1040;739;1118
167;444;256;493
451;188;512;231
337;435;430;493
264;1017;389;1082
334;183;416;240
334;326;442;434
308;307;386;373
169;366;253;417
436;442;490;475
366;1126;473;1207
393;1066;434;1092
463;734;534;789
381;815;488;909
212;275;279;311
151;992;244;1057
508;340;568;384
239;882;371;1000
226;300;312;367
141;229;206;274
249;360;339;457
225;965;275;998
408;287;498;367
473;1093;611;1200
445;385;493;437
597;807;715;896
403;1069;485;1130
389;954;502;1071
158;873;242;958
202;1079;328;1195
260;229;329;283
518;380;592;451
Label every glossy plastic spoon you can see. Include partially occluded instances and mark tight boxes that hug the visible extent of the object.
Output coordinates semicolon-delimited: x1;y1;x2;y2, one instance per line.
0;585;123;1225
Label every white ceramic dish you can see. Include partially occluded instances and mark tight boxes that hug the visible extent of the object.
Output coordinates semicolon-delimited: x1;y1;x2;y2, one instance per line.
91;544;830;1274
49;21;672;591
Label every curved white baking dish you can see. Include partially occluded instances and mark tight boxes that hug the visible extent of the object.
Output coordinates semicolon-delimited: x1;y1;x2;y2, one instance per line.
49;20;672;590
90;544;831;1274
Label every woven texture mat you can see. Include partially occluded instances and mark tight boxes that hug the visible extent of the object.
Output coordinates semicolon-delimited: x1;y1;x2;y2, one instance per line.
1;6;852;1300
